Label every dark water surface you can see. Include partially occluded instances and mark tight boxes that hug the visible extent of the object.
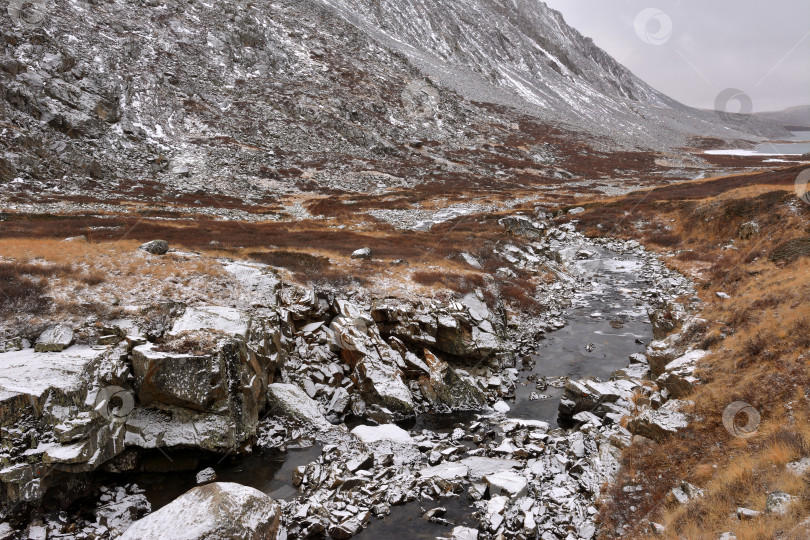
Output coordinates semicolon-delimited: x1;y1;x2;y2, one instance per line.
510;247;652;423
131;444;323;510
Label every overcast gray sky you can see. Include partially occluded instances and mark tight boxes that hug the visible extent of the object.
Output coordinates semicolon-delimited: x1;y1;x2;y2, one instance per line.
542;0;810;112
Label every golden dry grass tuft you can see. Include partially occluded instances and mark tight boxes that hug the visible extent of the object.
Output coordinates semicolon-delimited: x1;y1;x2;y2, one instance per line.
0;238;231;341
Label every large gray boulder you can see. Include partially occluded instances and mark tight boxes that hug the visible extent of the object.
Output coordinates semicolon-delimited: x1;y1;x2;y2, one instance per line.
128;307;281;451
119;482;280;540
629;400;690;442
350;247;372;260
370;294;509;362
655;350;707;398
266;383;333;430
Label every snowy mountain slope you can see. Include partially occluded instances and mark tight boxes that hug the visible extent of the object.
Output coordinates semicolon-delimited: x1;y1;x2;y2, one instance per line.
318;0;786;145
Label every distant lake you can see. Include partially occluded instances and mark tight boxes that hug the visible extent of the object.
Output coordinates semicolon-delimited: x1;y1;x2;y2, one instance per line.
706;131;810;157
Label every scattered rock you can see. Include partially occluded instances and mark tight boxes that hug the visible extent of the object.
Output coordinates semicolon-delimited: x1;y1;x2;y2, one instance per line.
267;383;333;430
787;457;810;476
765;491;793;515
139;240;170;255
493;400;510;413
738;221;759;240
482;470;528;498
195;468;217;485
351;247;372;260
449;526;479;540
419;349;487;410
736;507;761;520
329;387;351;415
350;424;414;445
419;462;469;481
630;402;689;442
93;485;151;537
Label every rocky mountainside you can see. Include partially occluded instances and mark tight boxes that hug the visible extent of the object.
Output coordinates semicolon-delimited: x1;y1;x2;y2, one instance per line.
320;0;784;145
754;104;810;128
0;0;787;209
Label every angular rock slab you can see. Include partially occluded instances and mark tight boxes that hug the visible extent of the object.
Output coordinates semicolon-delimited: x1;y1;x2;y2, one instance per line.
330;306;414;419
483;470;528;498
267;383;332;430
419;349;486;410
460;457;522;481
120;482;280;540
34;324;75;352
630;401;689;441
168;306;251;340
131;338;270;448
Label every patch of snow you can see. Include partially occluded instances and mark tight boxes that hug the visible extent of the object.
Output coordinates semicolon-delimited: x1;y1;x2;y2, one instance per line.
350;424;414;444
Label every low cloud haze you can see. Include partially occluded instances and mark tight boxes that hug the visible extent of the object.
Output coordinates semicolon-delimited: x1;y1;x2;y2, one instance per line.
542;0;810;112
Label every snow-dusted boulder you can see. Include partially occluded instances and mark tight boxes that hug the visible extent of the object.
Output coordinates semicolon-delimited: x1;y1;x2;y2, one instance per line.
656;350;707;398
350;424;413;445
483;470;528;498
558;378;637;421
131;338;272;448
119;483;280;540
139;240;169;255
34;324;74;352
168;306;251;340
460;457;522;481
498;215;546;239
370;295;510;362
418;462;469;481
350;247;372;260
630;400;690;441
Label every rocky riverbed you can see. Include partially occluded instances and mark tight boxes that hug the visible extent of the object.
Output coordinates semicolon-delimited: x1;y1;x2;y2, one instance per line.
0;211;705;539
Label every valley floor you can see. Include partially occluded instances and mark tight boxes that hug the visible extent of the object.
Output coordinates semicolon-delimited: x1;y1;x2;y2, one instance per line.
0;161;809;540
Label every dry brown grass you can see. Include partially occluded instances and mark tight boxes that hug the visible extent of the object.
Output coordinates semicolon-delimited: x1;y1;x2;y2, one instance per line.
411;269;486;295
587;165;810;539
0;238;232;340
